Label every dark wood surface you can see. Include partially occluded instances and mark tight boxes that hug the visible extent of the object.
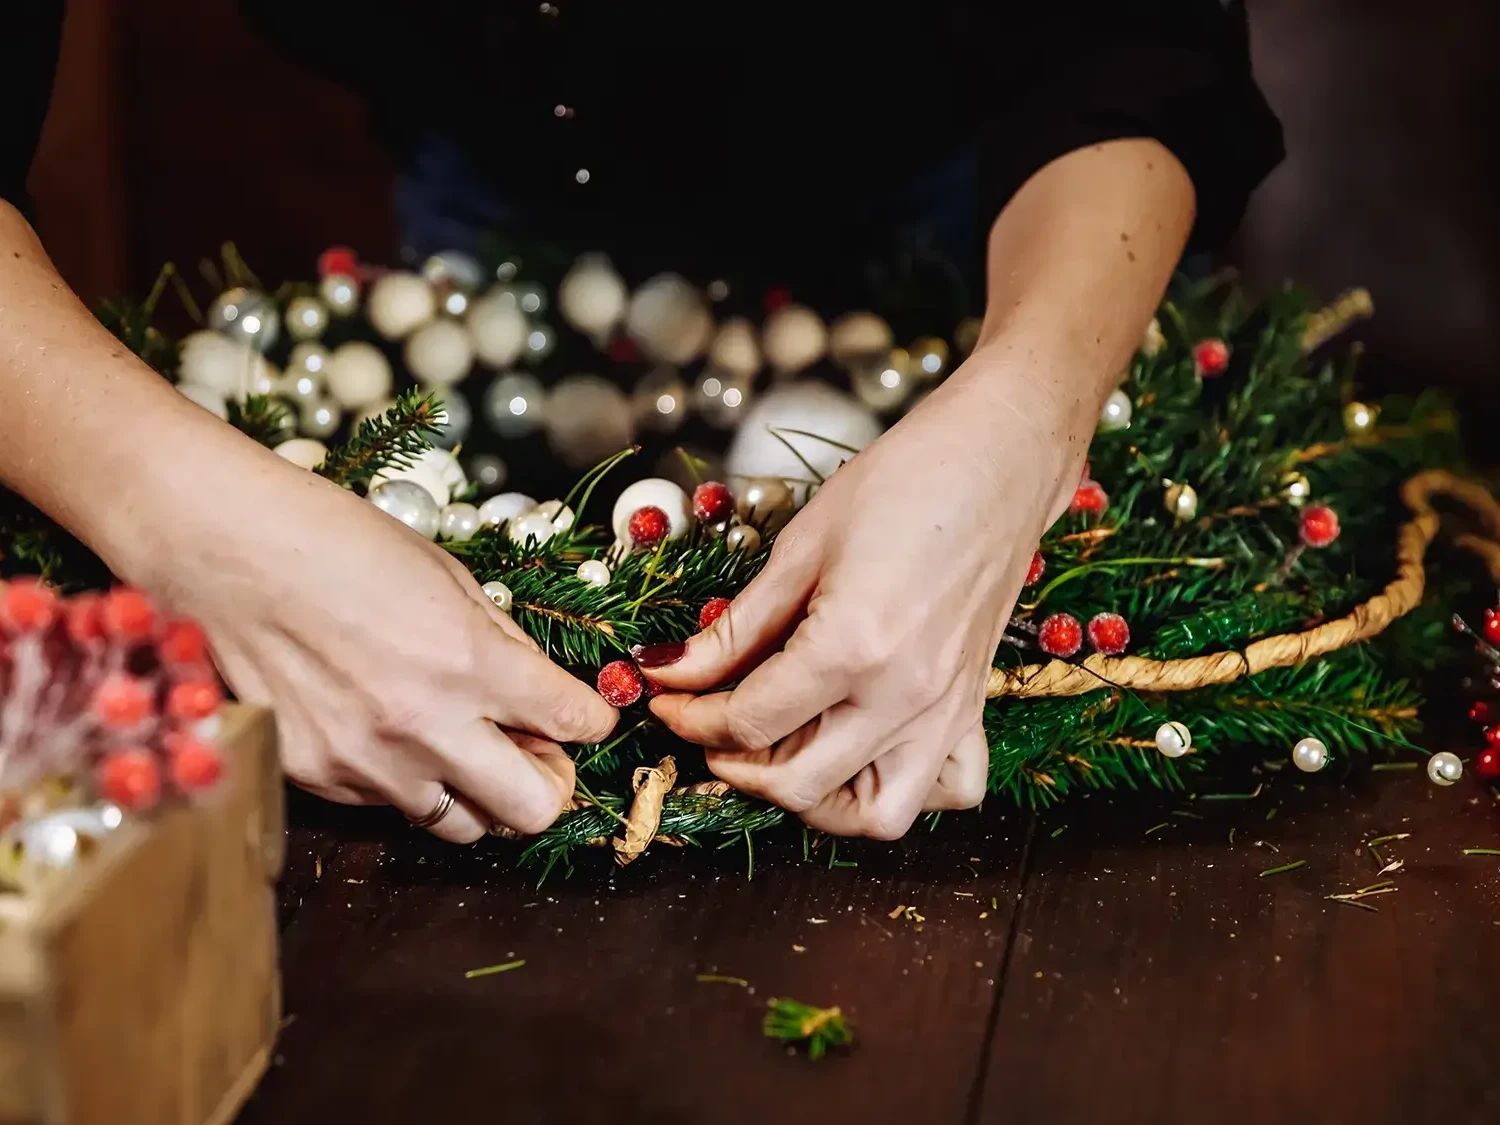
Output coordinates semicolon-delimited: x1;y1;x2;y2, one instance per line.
240;759;1500;1125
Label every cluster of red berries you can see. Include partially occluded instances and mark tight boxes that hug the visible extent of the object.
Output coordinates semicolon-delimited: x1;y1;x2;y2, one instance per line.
595;591;737;707
1466;698;1500;781
627;480;739;550
1;578;225;813
1037;611;1131;659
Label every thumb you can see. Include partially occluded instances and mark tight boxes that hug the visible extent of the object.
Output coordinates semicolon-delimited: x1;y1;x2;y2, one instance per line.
637;538;820;691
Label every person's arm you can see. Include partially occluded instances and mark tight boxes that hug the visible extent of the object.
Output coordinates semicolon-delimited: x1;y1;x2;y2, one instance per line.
645;139;1193;837
0;202;617;838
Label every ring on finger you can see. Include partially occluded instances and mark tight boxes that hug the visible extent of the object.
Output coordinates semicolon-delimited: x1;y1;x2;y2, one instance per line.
408;784;457;829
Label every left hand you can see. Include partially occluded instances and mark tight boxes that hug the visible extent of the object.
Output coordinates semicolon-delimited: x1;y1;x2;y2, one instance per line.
646;354;1099;837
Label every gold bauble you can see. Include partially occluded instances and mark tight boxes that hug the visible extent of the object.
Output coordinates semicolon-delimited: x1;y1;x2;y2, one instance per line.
1164;480;1199;521
909;336;950;380
1343;401;1378;434
736;477;795;529
1279;471;1312;507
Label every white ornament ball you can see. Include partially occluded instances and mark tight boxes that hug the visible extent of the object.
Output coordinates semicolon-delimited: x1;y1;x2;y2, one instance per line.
426;386;472;449
1154;721;1192;758
523;322;557;364
694;368;754;429
576;559;611;587
480;580;513;613
176;382;229;420
438;502;481;542
178;330;277;401
272;437;328;471
286;296;329;341
545;375;635;469
468;295;529;368
633;367;689;433
367;271;437;340
762;304;828;376
558;254;628;339
725;524;762;553
288;340;330;378
1165;481;1199;522
320;273;360;317
370;447;464;506
368;479;440;539
209;287;280;352
1291;736;1329;773
478;492;537;528
325;341;394;410
508;510;558;547
1427;750;1464;787
611;478;694;546
404;318;475;387
467;453;508;494
626;273;712;365
828;311;894;368
421;250;485;292
533;499;575;532
482;372;546;437
1099;389;1134;432
726;382;881;500
708;318;762;379
300;398;341;439
850;351;914;411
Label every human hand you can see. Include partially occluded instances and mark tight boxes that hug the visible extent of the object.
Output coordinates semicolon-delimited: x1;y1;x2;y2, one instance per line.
98;418;616;842
646;356;1098;838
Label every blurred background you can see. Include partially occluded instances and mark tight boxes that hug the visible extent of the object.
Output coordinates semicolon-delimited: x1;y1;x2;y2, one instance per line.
30;0;1500;404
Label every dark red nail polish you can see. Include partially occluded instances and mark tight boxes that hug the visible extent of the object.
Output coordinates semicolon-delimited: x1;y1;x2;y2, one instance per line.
632;641;686;668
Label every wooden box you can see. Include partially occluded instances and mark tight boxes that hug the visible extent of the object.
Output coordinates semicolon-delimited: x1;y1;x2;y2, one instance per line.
0;705;283;1125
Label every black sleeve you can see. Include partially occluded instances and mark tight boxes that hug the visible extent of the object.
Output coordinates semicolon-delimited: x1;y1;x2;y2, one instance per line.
0;1;65;214
969;0;1284;251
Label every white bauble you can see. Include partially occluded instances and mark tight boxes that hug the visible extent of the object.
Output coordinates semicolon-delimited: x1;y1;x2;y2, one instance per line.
325;342;394;410
482;372;546;437
696;368;754;429
533;499;576;532
467;293;529;368
558;254;627;339
368;479;440;539
404;319;475;387
1427;750;1463;786
632;367;689;433
425;386;472;449
438;502;482;542
478;492;537;527
708;317;762;379
273;438;328;471
286;296;329;341
576;559;611;587
209;287;280;352
300;397;341;439
545;375;635;469
725;382;880;499
611;478;693;546
320;273;360;317
287;341;330;379
466;453;508;494
178;330;276;401
370;448;464;506
176;382;228;420
625;273;712;365
761;304;827;376
1154;721;1192;758
1099;389;1133;432
508;510;558;547
828;311;893;368
422;250;485;292
367;272;436;340
850;351;914;412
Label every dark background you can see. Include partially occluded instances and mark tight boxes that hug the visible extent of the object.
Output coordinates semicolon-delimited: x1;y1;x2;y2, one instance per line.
28;1;1500;401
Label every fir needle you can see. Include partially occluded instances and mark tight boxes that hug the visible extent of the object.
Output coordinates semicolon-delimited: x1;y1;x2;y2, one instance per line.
1462;848;1500;856
696;974;749;987
1259;860;1306;877
465;959;525;979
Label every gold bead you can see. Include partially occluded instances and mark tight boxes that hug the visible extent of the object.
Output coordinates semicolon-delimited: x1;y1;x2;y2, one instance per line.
1164;480;1198;521
909;336;949;380
1280;471;1312;507
1343;401;1378;434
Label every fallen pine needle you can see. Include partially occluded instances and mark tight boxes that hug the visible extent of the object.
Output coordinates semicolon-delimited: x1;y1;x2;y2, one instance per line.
465;959;525;979
1376;858;1405;877
1260;860;1306;877
1371;761;1420;771
1462;848;1500;856
1145;822;1169;835
1050;824;1068;838
1254;840;1280;853
1172;809;1206;820
1327;897;1379;912
697;974;749;987
1198;785;1264;801
763;997;853;1060
1326;879;1396;906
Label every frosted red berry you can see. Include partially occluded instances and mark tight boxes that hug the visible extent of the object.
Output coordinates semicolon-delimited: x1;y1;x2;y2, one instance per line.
317;245;359;279
1;578;59;633
1299;505;1341;548
168;737;224;793
1471;700;1495;724
101;588;157;641
1038;613;1083;658
1484;609;1500;647
1087;612;1131;655
167;679;222;721
1193;338;1231;377
596;659;645;707
1070;480;1109;517
64;593;105;645
159;618;209;666
1477;747;1500;781
698;597;732;631
628;505;671;548
1485;724;1500;750
692;481;735;524
98;748;162;812
93;676;154;727
1024;552;1046;587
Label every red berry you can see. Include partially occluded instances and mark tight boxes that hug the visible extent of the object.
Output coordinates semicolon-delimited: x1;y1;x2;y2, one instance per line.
98;748;161;812
168;737;224;793
1485;724;1500;750
596;659;645;707
1038;613;1083;658
763;285;792;314
1;578;59;633
698;597;732;631
1484;610;1500;647
1477;747;1500;781
101;588;157;641
1087;612;1131;656
167;680;222;721
1193;338;1231;377
1299;505;1341;548
317;245;359;279
1070;480;1109;516
1473;701;1496;724
692;481;735;524
64;594;105;646
628;505;671;548
93;676;154;727
159;618;209;666
1024;552;1046;587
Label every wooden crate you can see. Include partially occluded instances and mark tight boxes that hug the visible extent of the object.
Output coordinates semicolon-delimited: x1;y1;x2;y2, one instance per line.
0;705;283;1125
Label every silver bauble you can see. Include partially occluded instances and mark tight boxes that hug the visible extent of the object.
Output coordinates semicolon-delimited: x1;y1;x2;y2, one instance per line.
368;479;441;539
209;287;280;352
483;372;546;437
632;367;689;433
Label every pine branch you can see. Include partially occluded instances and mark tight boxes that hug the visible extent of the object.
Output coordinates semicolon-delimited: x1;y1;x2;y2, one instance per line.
316;388;443;492
226;394;293;448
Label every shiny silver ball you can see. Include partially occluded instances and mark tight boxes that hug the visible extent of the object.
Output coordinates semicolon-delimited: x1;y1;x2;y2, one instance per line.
209;287;280;352
481;580;514;613
737;477;795;528
1427;750;1464;787
1154;721;1191;759
320;273;360;316
483;372;546;437
368;479;440;539
508;510;558;547
466;453;508;495
633;367;689;433
438;502;481;542
300;397;341;439
286;296;330;341
422;249;486;292
725;524;762;553
1291;737;1329;773
522;322;556;364
1099;389;1133;432
576;559;612;587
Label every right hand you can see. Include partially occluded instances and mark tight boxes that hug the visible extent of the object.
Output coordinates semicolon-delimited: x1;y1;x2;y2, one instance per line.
99;416;616;842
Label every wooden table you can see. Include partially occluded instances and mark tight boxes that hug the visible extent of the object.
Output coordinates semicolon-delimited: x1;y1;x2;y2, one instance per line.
239;761;1500;1125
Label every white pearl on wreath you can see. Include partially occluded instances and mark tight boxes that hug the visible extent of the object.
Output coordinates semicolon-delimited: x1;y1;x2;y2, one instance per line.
480;580;514;613
371;448;464;507
1154;721;1191;758
632;367;689;434
287;341;330;378
1291;736;1329;773
508;510;558;547
320;273;360;317
325;341;394;410
1099;389;1133;432
626;273;712;365
544;374;634;469
708;317;762;379
209;287;280;352
611;478;694;546
367;271;437;340
725;523;762;553
532;500;575;533
426;386;472;449
478;492;537;527
558;254;627;340
467;454;508;494
576;559;611;587
828;311;894;368
438;502;481;542
483;372;546;437
1427;750;1463;786
695;368;754;429
300;398;341;439
178;330;277;401
272;437;328;471
726;382;880;500
286;296;329;342
1164;481;1199;522
404;318;475;387
368;479;440;539
176;382;229;420
762;304;828;376
468;293;530;368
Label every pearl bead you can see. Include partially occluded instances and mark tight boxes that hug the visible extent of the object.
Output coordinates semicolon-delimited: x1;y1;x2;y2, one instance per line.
438;502;481;542
468;294;529;367
477;492;537;527
368;480;440;539
725;524;762;553
533;500;576;532
1099;389;1133;432
367;272;437;340
1291;736;1329;773
708;318;762;379
508;511;558;547
576;559;611;587
761;304;828;375
466;453;508;494
210;287;280;352
1154;721;1191;758
1280;471;1312;508
483;372;546;437
273;438;329;471
828;311;894;368
1164;481;1199;521
481;580;513;613
404;318;475;387
737;477;794;527
286;296;329;341
326;342;394;410
320;273;360;316
1427;750;1464;786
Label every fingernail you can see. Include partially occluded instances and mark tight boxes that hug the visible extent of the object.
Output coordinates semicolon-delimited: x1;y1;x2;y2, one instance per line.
631;641;686;668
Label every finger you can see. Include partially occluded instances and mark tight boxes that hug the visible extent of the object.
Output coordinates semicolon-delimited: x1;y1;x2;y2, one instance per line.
437;719;575;835
479;641;618;744
921;723;990;811
639;535;820;691
699;705;885;813
388;778;490;844
799;740;943;840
